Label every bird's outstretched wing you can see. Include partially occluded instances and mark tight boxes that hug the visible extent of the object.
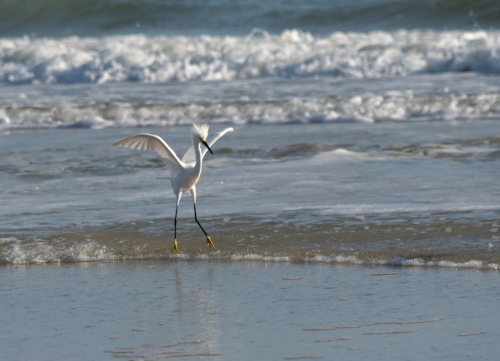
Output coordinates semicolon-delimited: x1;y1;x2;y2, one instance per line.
113;133;183;176
182;127;234;164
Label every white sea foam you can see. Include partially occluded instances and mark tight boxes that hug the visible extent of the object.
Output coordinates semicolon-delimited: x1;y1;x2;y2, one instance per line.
262;256;291;262
383;257;426;266
3;89;500;128
231;253;263;261
315;148;370;160
1;242;499;270
427;260;484;268
381;257;495;269
169;253;190;259
61;116;114;129
0;239;116;264
0;109;10;126
305;255;364;264
229;254;290;262
311;148;391;163
1;29;500;85
0;237;17;244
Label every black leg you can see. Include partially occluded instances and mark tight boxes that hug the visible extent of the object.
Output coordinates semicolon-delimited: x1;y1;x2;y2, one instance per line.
190;187;216;250
174;205;178;239
171;203;181;254
193;203;216;250
194;203;208;236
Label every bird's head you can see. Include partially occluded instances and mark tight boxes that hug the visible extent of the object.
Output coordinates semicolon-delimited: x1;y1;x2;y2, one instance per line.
191;123;213;154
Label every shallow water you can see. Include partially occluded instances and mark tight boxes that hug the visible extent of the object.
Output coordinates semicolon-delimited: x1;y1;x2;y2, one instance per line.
1;119;500;268
1;3;500;266
1;261;498;361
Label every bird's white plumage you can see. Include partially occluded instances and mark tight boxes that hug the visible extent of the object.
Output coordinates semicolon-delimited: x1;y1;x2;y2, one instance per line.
182;127;234;164
191;123;210;139
112;133;183;176
112;124;233;184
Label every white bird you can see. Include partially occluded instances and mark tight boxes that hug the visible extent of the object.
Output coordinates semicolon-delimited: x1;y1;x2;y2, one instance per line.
113;123;234;254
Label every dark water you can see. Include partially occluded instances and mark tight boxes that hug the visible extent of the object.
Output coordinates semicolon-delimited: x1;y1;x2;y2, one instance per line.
0;0;499;37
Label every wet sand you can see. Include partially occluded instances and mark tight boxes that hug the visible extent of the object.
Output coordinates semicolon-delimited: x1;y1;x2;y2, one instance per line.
1;260;498;360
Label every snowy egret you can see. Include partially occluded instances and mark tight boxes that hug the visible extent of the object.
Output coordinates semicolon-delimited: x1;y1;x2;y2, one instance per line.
113;124;234;254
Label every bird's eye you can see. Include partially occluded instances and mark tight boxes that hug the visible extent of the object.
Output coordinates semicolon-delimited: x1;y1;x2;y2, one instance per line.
200;138;206;142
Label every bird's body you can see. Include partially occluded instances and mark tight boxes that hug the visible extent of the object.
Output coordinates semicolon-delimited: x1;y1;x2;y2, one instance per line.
113;123;234;253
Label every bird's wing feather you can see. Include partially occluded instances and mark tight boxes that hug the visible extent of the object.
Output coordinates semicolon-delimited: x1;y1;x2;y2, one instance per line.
182;127;234;164
113;133;183;175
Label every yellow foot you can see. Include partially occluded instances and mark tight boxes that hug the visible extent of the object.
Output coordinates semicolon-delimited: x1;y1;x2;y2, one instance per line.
171;239;181;254
206;236;217;250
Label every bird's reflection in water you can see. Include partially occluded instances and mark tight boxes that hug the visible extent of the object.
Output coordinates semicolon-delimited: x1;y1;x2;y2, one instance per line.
171;264;222;352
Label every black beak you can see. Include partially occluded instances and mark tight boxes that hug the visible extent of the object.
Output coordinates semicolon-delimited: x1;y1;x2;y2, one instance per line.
202;141;214;155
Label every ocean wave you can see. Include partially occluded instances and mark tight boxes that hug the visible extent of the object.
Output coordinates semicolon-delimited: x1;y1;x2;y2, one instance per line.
1;29;500;85
1;237;498;270
3;91;500;129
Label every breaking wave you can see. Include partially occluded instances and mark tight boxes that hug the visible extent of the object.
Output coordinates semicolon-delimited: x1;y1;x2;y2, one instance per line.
1;236;499;270
1;29;500;85
3;92;500;129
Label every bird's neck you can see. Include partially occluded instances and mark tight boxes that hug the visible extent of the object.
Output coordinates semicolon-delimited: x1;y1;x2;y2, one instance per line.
194;142;203;170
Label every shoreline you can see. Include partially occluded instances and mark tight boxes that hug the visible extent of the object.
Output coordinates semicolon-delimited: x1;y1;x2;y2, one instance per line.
2;254;500;271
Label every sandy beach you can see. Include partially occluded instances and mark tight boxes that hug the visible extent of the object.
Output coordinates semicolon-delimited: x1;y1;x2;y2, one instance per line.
1;260;498;360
